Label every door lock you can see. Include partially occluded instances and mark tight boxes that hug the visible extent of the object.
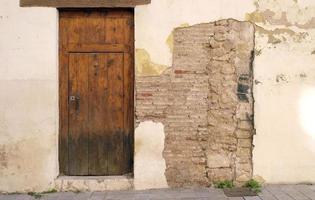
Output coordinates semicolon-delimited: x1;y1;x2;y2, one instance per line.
69;96;76;101
69;95;81;113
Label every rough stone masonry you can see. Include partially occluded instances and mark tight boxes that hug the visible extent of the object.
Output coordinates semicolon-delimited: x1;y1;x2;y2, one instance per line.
136;19;255;187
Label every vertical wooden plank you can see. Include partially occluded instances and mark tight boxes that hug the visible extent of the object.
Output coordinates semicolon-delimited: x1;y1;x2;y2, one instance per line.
88;53;109;175
58;15;69;175
107;53;125;175
68;53;89;175
105;17;125;44
83;11;106;44
68;16;81;44
123;17;133;44
127;10;134;174
123;52;134;173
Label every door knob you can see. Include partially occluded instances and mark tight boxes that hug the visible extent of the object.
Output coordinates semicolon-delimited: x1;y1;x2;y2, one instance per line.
69;96;76;101
69;95;80;113
69;95;80;101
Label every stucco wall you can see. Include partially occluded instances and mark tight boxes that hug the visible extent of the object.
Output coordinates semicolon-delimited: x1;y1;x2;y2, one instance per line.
1;0;315;192
249;0;315;184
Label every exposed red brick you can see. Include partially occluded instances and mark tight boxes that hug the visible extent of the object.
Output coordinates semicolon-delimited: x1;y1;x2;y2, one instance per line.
174;70;190;74
136;19;255;187
140;93;153;97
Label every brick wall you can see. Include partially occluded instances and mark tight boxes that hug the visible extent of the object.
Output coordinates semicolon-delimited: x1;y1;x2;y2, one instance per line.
136;19;255;187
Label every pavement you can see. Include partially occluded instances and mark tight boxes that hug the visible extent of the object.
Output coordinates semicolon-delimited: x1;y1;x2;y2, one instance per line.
1;184;315;200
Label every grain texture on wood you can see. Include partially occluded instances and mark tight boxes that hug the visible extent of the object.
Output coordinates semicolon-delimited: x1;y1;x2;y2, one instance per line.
88;53;108;175
68;53;90;175
59;9;134;176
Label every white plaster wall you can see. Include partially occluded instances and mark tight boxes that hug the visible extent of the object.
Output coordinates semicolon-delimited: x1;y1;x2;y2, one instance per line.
253;45;315;183
251;0;315;184
134;121;168;190
0;0;58;192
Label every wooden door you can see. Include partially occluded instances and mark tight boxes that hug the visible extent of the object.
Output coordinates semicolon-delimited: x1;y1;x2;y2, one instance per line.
59;9;134;176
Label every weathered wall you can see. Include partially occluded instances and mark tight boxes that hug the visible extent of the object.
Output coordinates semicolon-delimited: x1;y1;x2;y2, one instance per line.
136;19;255;187
0;0;58;192
1;0;315;192
135;0;315;185
247;0;315;184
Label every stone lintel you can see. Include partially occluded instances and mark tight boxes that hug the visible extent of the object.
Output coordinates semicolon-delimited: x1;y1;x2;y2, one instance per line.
20;0;151;8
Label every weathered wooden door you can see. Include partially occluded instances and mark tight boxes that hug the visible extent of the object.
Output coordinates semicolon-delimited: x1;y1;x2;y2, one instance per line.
59;9;134;176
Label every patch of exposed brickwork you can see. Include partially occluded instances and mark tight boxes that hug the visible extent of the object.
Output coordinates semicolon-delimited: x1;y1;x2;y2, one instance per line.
136;19;255;187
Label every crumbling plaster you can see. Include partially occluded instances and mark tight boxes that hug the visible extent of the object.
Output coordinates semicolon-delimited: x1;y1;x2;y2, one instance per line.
1;0;315;193
136;19;255;187
135;0;255;67
135;0;315;185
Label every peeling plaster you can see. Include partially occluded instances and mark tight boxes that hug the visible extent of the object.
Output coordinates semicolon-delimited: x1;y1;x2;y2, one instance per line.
276;74;289;83
166;23;190;53
246;0;315;29
136;19;255;186
252;0;315;184
135;49;169;76
135;0;255;66
245;0;315;45
255;25;308;44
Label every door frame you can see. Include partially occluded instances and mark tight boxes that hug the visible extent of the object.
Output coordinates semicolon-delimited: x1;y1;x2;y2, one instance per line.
58;8;135;176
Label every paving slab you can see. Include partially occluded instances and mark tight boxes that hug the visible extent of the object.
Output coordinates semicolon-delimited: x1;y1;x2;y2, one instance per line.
295;185;315;200
258;188;277;200
1;185;315;200
0;195;33;200
265;185;295;200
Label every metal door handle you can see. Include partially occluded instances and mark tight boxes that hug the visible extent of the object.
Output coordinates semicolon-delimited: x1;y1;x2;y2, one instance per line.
69;95;80;101
69;95;80;113
69;96;76;101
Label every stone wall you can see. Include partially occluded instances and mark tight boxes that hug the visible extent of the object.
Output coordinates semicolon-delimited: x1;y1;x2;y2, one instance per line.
136;19;255;187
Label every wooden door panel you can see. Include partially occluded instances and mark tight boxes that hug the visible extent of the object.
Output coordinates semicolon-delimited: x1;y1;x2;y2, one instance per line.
59;9;134;176
87;53;108;175
88;53;125;175
123;53;134;173
106;53;125;175
83;14;106;44
68;53;90;175
105;18;127;44
60;10;133;45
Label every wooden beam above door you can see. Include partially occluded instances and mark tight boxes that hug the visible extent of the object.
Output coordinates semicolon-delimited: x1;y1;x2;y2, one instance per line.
20;0;151;8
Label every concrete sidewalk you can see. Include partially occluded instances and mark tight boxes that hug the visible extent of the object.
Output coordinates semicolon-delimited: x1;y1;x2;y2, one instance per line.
1;185;315;200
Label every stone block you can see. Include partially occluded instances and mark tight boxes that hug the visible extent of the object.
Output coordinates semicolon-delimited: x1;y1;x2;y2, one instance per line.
206;152;231;168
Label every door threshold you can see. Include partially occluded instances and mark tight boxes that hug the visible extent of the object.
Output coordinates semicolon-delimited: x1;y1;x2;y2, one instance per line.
55;175;133;192
57;175;133;180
